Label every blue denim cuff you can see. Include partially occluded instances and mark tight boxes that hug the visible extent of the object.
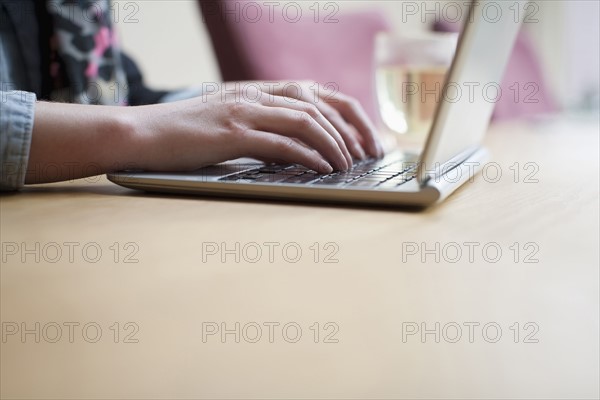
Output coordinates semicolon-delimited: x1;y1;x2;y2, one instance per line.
0;91;36;191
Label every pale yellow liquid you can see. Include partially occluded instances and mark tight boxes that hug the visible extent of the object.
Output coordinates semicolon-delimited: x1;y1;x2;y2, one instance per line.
376;65;448;140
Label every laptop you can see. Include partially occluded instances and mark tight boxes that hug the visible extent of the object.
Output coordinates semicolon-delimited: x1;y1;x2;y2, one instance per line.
108;0;526;208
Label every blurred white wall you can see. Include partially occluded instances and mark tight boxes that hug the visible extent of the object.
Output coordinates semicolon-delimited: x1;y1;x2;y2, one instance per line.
564;1;600;110
115;1;431;89
116;0;600;111
529;1;600;110
115;1;221;88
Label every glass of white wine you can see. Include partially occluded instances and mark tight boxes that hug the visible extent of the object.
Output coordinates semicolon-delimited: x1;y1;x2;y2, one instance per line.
375;31;458;148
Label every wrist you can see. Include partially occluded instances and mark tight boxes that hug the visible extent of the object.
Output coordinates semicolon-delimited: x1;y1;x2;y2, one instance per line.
112;106;150;171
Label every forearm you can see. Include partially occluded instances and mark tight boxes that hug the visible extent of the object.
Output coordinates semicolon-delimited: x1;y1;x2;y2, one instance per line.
26;102;141;184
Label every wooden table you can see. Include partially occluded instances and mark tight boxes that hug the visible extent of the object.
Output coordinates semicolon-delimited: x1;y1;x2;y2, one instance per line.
1;119;598;399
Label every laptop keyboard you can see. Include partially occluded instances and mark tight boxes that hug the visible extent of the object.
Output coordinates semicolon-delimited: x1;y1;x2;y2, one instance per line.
218;158;418;189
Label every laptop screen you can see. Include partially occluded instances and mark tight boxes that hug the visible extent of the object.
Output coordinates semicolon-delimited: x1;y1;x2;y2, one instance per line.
418;0;526;182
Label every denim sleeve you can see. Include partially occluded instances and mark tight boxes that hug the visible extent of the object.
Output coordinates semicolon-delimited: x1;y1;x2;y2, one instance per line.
0;91;36;191
159;86;203;103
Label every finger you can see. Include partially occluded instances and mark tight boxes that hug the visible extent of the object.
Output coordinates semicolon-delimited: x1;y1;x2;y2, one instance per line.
264;81;378;158
248;103;349;171
321;91;384;158
259;93;354;168
349;124;366;147
311;100;367;161
240;129;333;174
253;139;308;164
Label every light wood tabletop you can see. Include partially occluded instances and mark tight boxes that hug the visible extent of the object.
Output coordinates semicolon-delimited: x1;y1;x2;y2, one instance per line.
1;119;598;399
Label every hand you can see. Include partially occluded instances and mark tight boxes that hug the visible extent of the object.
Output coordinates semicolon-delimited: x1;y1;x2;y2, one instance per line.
133;82;384;174
236;80;384;160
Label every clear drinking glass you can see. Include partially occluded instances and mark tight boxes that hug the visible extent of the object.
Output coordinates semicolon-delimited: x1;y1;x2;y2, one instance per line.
375;31;458;147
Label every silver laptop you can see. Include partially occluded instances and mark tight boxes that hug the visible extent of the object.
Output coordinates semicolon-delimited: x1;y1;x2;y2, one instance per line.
108;0;525;208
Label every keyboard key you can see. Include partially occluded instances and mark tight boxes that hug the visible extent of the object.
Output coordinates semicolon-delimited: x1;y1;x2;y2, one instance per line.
346;178;383;188
219;174;244;181
254;175;288;183
258;165;292;173
277;168;309;175
336;172;363;180
224;178;259;184
329;176;356;183
240;173;266;179
377;174;416;189
313;179;345;186
312;173;357;184
352;165;377;174
283;174;322;184
368;172;399;179
378;166;405;174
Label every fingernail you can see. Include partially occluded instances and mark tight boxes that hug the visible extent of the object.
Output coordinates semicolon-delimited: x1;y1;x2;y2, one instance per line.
336;155;349;171
345;153;354;169
375;141;384;158
320;161;334;174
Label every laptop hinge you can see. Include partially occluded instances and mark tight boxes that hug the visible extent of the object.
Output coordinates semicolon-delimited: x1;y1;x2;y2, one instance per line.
418;145;481;186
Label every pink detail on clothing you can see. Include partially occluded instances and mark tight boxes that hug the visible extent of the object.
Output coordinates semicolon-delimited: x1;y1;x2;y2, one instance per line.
85;27;112;78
